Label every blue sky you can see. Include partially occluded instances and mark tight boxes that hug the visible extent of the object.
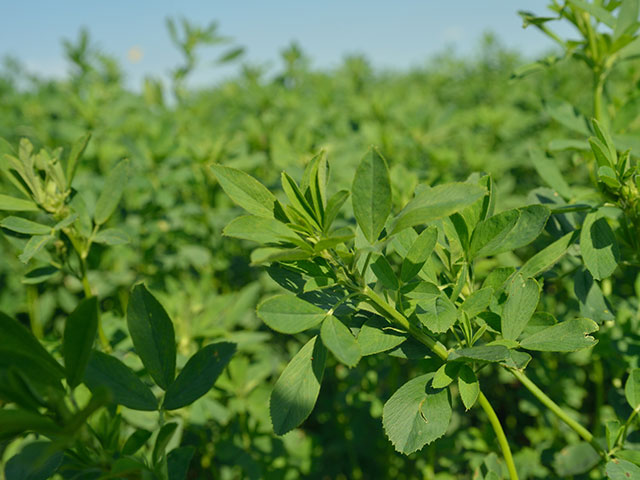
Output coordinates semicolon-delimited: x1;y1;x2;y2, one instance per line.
2;1;573;88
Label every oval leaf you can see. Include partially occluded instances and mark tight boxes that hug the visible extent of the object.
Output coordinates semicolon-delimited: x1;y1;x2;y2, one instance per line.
94;159;129;225
519;318;598;352
502;274;540;341
401;226;437;282
382;374;451;454
352;148;391;244
270;336;327;435
320;315;361;367
257;294;327;334
211;164;278;218
163;342;236;410
580;211;620;280
458;365;479;410
84;351;158;411
63;297;99;388
126;284;176;390
625;369;640;409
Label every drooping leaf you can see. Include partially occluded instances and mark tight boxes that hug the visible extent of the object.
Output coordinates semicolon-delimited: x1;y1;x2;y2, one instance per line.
94;159;129;225
211;164;277;218
457;365;479;410
270;336;326;435
392;183;486;234
163;342;236;410
470;205;550;259
84;351;158;411
625;369;640;409
351;148;391;243
126;285;176;390
320;315;361;367
519;318;598;352
401;226;437;282
357;316;406;356
63;297;98;388
520;230;578;278
0;409;60;441
502;274;540;341
257;294;327;334
580;211;620;280
382;374;451;455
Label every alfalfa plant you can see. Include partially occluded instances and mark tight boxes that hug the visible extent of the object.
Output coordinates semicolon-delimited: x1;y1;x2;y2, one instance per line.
212;146;632;478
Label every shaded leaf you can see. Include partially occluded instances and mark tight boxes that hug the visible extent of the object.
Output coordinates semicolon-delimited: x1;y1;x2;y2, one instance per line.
320;315;361;367
519;318;598;352
352;148;391;243
580;211;619;280
502;274;540;341
257;294;326;334
63;297;98;388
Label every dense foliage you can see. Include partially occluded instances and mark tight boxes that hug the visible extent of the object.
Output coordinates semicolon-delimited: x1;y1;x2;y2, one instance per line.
1;1;640;479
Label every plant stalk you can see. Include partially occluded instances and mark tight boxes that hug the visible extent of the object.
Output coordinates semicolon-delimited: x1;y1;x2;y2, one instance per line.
509;369;606;458
477;392;519;480
362;286;519;479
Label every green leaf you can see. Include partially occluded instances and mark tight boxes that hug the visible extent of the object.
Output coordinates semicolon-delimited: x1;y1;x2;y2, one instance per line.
152;422;178;464
0;216;51;235
167;446;195;480
614;0;640;40
93;228;130;245
65;132;91;185
257;294;326;334
270;335;326;435
94;159;129;225
357;316;406;356
502;275;540;341
320;315;361;367
84;351;158;411
401;226;437;282
371;256;399;290
281;172;320;229
574;268;614;322
519;318;598;352
323;190;349;230
625;369;640;409
617;450;640;467
126;284;176;390
553;442;600;477
0;194;38;212
392;183;486;234
460;288;493;318
351;147;391;243
457;365;479;410
520;230;579;278
580;211;620;280
416;294;457;333
0;312;64;384
448;345;510;363
122;429;152;455
163;342;236;410
432;363;460;388
607;459;640;479
22;265;58;285
530;149;573;198
0;409;60;441
568;0;616;27
211;164;278;218
4;441;63;480
63;297;98;388
544;100;591;136
470;205;550;259
223;215;299;245
18;235;53;264
382;374;451;454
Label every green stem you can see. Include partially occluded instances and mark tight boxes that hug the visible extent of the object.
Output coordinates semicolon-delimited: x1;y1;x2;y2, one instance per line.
477;392;519;480
509;369;606;458
362;286;519;479
594;72;605;124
